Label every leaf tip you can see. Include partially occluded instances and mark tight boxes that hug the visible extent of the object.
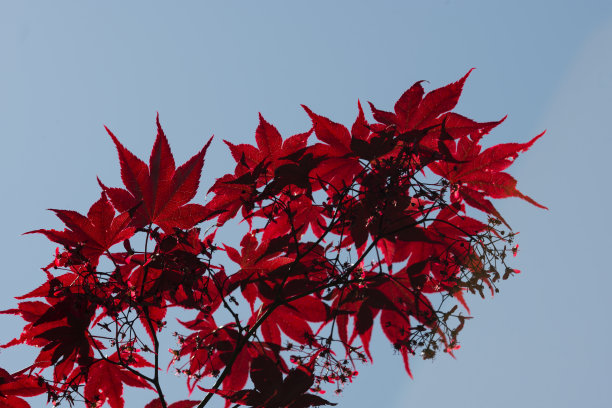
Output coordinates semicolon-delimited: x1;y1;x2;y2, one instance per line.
104;125;123;151
155;112;163;132
97;176;108;191
203;135;214;155
301;104;314;117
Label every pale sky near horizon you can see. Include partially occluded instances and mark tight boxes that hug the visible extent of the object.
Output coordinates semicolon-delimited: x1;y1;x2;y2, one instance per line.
1;2;611;407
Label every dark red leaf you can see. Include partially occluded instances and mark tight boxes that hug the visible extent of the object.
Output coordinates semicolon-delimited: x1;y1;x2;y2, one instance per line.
145;399;201;408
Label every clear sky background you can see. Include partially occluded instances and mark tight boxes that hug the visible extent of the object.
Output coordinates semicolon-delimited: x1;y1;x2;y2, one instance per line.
1;1;611;407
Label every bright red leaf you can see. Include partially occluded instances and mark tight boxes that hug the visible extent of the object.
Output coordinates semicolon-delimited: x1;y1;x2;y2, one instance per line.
101;114;213;231
26;193;135;266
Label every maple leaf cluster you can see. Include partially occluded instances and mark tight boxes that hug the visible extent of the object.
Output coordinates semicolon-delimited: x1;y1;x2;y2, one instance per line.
1;72;544;408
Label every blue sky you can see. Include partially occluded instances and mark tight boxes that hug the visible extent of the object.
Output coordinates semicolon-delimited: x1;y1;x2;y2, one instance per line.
1;1;611;407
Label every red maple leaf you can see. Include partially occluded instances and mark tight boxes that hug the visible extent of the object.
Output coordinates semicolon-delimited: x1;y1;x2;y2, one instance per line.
0;367;45;408
84;354;153;408
206;115;311;227
26;193;135;266
144;399;201;408
224;113;310;178
100;114;213;231
368;69;474;132
302;105;364;192
201;354;336;408
224;232;294;308
252;295;328;347
429;130;547;220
